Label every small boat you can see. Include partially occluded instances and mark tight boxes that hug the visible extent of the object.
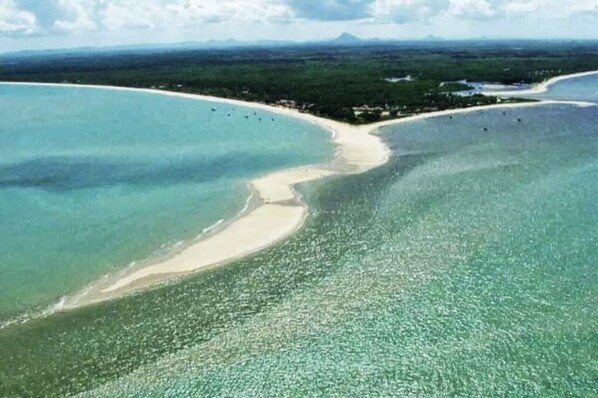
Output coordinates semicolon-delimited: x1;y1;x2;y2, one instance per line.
517;118;522;122
211;107;217;112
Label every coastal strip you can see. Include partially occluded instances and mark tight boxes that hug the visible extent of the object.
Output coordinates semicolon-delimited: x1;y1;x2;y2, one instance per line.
0;81;595;309
482;70;598;97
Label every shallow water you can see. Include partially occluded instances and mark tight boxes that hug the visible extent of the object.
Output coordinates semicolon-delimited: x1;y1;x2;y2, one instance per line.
0;85;333;323
526;74;598;102
0;98;596;396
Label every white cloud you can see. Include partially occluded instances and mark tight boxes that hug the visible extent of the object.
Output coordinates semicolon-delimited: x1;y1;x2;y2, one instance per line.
52;0;98;32
368;0;598;22
502;0;541;15
100;1;160;31
0;0;38;35
96;0;295;32
449;0;501;20
369;0;450;23
558;0;598;14
486;0;598;18
4;0;295;36
170;0;294;25
3;0;598;42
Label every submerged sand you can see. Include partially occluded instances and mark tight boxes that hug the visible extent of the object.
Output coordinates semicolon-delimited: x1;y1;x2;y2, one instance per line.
0;80;595;308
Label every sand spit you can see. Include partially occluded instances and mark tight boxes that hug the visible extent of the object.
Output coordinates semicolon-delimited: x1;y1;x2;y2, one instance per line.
97;118;388;298
482;70;598;97
0;81;595;308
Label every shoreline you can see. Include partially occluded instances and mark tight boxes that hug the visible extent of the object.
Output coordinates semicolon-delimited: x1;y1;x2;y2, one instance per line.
0;81;596;311
482;70;598;97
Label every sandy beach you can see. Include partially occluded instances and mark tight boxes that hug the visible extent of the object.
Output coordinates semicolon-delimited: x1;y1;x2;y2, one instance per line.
0;81;595;307
96;118;390;297
482;70;598;97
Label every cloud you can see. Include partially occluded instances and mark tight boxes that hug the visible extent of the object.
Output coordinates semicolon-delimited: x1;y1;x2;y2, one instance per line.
52;0;98;32
172;0;294;25
98;1;174;31
449;0;502;20
13;0;59;29
0;0;38;35
369;0;450;23
502;0;540;15
3;0;598;39
289;0;372;21
3;0;295;36
10;0;99;34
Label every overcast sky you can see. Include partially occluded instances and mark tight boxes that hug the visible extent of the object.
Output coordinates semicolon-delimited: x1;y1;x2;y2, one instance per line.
2;0;598;52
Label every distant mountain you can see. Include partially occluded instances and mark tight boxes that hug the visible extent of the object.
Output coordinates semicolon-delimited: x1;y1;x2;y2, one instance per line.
331;32;364;45
3;39;297;57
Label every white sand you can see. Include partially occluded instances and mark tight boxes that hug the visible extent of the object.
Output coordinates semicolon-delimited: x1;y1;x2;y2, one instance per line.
482;70;598;97
1;80;595;306
99;119;390;295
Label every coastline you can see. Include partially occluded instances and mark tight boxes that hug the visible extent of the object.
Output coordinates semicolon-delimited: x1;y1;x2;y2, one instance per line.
0;81;595;310
482;70;598;97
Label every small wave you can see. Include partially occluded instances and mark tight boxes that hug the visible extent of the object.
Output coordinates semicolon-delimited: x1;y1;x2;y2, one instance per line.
47;296;67;313
0;295;67;331
239;189;255;216
0;316;28;331
199;219;225;237
577;101;598;108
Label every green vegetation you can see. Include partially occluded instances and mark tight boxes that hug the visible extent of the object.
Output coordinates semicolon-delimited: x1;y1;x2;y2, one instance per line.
2;41;598;122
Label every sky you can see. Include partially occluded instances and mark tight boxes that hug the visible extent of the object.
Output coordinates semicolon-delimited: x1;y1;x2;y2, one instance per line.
1;0;598;52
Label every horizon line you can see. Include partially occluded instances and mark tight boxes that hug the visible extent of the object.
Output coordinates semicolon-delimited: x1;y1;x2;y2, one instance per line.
4;36;598;56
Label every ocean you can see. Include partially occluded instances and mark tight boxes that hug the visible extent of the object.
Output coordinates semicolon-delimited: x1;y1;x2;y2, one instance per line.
0;84;333;324
0;77;596;396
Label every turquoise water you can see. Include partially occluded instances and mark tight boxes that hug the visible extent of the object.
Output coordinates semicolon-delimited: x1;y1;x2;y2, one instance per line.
0;82;597;397
0;85;333;323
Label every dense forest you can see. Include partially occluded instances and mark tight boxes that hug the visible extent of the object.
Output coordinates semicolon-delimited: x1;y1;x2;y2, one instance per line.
2;41;598;122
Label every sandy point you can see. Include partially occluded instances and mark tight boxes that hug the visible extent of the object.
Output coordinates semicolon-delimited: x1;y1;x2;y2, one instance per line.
482;70;598;97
